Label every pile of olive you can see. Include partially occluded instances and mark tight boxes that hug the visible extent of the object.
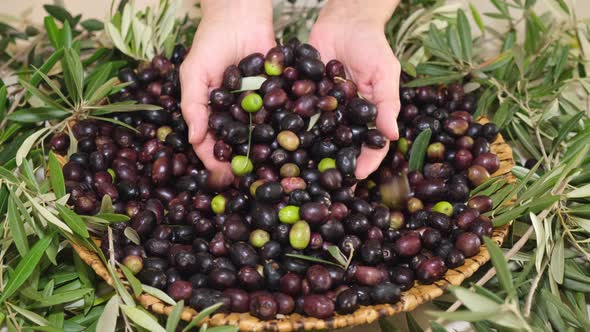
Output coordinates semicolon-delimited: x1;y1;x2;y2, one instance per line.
49;38;501;321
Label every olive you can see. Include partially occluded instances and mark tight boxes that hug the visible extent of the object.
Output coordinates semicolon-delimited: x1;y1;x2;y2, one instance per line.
303;295;334;319
455;232;481;257
261;240;282;260
467;165;491;186
427;142;445;162
467;195;493;213
123;255;143;274
223;219;249;242
319;111;337;134
347;98;377;125
255;182;283;203
446;249;465;268
481;123;499;142
472;137;491;156
394;232;421;257
353;266;387;286
138;268;167;289
334;125;353;147
414;179;447;202
300;202;329;225
238;266;264;291
336;289;359;314
229;242;259;267
422;228;442;249
222;65;242;90
209;232;229;257
365;129;387;148
171;226;194;244
168;280;193;301
49;133;70;153
264;47;285;76
189;288;231;312
318;95;338;111
223;288;250;313
416;257;447;284
371;282;401;304
389;266;414;291
279;205;300;224
473;152;500;174
432;201;453;216
443;117;469;136
251;204;278;231
470;216;493;239
277;131;300;151
144;257;169;271
427;212;452;232
238;53;265;76
250;229;270;248
305;265;332;293
131;211;156;238
293;95;319;118
295;43;320;60
289;220;311;249
336;147;357;176
319;168;343;190
231;155;254;176
296;57;325;81
291;80;316;96
250;294;278;320
263;261;285;290
207;268;237;289
273;292;295;315
360;239;383;265
252;124;276;143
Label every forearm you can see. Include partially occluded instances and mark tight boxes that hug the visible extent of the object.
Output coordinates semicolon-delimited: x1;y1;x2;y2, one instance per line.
201;0;273;22
317;0;399;27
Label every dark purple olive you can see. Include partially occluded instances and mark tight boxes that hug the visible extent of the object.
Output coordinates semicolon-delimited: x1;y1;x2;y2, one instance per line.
274;292;295;315
467;165;491;186
353;266;387;286
336;289;358;314
131;211;156;238
446;249;465;268
303;295;334;319
473;153;500;174
280;272;302;296
347;98;377;125
139;268;167;289
414;179;447;202
238;53;264;76
371;282;401;304
416;257;447;284
229;242;259;267
250;295;277;320
455;232;481;258
365;129;387;148
207;268;237;289
224;288;250;313
237;266;264;291
481;123;499;142
222;65;241;90
393;232;421;257
389;266;414;291
168;280;192;301
467;195;493;213
297;57;325;81
306;265;332;293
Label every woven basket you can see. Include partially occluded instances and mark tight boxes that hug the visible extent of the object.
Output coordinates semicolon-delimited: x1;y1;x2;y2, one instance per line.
70;117;514;331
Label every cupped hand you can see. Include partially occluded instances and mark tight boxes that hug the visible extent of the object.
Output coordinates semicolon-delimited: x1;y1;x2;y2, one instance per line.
180;1;275;188
309;16;401;179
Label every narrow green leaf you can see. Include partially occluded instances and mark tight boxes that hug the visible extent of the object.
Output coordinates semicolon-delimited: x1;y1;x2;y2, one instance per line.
8;108;69;123
81;19;104;31
56;204;89;238
403;74;465;88
483;237;515;298
124;227;140;245
84;63;112;101
551;111;583;153
86;78;119;105
94;213;130;222
99;195;114;214
0;234;54;304
61;21;72;48
121;305;166;332
469;3;485;34
326;246;348;266
119;264;142;297
408;129;432;172
7;196;29;256
550;236;565;284
8;303;50;326
457;9;473;61
166;300;184;332
182;303;223;332
428;310;497;322
18;78;64;110
96;295;120;332
450;287;501;312
44;16;61;48
285;253;342;268
88;102;162;113
142;285;176;305
35;288;92;307
43;5;74;25
48;151;65;198
446;25;462;61
62;48;84;105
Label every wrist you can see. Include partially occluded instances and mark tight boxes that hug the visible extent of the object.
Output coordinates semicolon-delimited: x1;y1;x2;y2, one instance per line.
201;0;272;25
317;0;399;28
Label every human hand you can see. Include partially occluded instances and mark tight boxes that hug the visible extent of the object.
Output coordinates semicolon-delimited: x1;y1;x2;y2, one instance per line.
180;0;275;188
309;0;401;179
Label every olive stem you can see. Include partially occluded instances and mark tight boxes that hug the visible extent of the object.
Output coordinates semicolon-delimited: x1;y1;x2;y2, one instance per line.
246;112;253;161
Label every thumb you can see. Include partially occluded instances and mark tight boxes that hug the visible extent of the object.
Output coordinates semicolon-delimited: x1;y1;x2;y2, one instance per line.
373;57;401;141
180;60;210;145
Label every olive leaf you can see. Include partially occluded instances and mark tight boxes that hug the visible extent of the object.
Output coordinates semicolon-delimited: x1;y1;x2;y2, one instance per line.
408;128;432;172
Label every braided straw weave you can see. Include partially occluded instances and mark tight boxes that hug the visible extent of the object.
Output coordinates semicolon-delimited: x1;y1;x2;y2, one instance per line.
70;117;514;331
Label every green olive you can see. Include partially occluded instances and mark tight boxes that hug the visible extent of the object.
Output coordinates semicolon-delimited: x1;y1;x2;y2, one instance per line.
398;137;409;155
231;155;253;176
265;61;282;76
277;131;300;151
318;158;336;172
250;229;270;248
279;205;300;224
289;220;310;250
241;93;263;113
123;255;143;274
211;194;226;215
280;163;300;177
157;126;172;142
432;201;453;216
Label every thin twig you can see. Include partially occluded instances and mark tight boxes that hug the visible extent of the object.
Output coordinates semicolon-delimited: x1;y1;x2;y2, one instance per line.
523;258;549;316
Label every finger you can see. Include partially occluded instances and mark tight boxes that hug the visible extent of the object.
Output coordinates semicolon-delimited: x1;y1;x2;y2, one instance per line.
373;57;401;141
179;60;210;145
193;131;234;189
354;141;390;179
